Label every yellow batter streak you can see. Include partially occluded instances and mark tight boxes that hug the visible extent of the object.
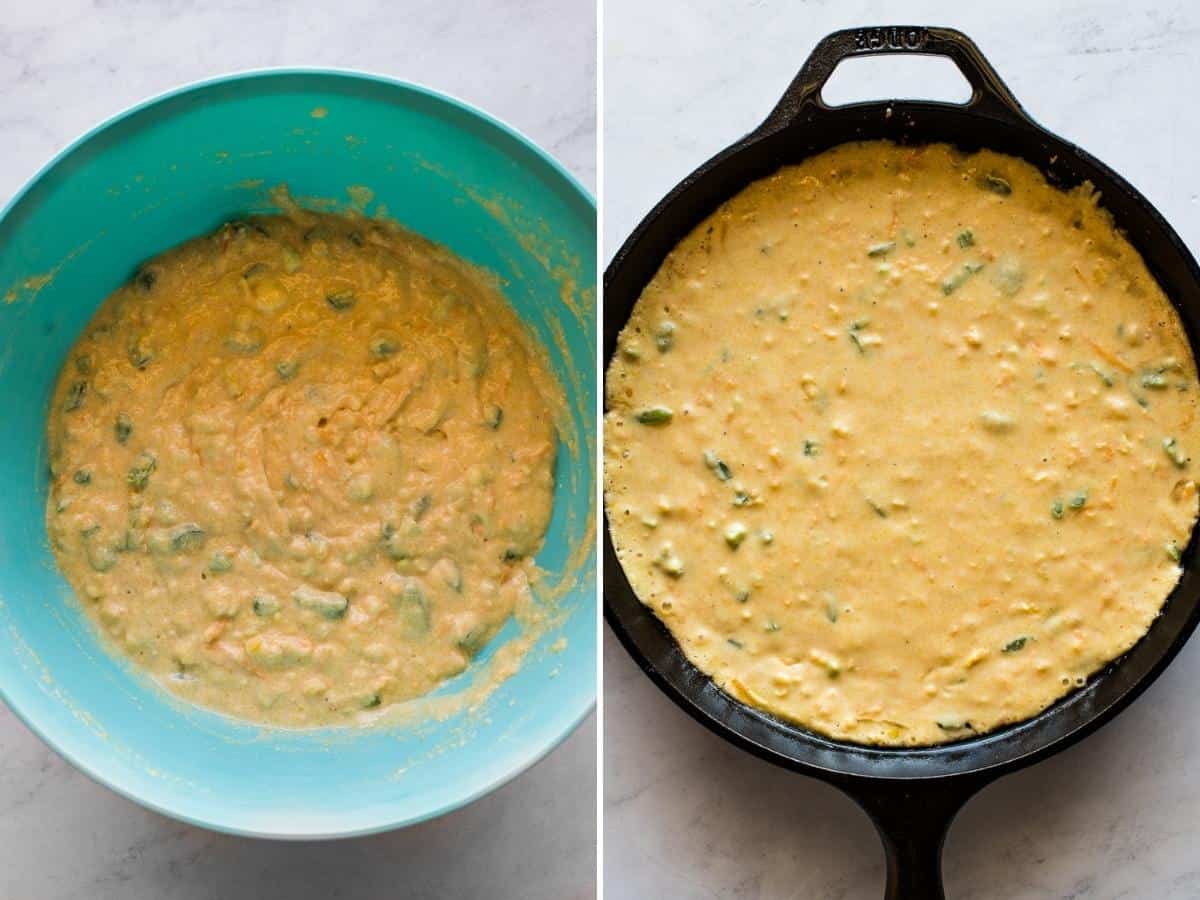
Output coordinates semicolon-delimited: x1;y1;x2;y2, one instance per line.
47;208;557;727
605;142;1200;745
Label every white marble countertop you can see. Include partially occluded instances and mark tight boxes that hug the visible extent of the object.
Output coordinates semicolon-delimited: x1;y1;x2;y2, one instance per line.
0;2;595;898
604;2;1200;898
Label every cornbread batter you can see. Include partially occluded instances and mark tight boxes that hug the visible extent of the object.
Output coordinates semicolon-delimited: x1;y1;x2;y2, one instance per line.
47;209;557;726
605;142;1200;745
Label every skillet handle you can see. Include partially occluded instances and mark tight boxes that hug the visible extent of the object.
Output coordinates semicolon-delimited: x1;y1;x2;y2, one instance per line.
838;773;994;900
759;26;1032;134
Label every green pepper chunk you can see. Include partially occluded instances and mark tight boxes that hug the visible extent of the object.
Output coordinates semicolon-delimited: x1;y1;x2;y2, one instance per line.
168;523;206;553
369;332;400;358
396;582;430;635
655;321;676;352
127;452;156;491
115;413;133;444
293;584;348;620
1164;437;1189;468
703;450;732;481
127;337;153;370
64;381;87;412
635;406;673;425
253;594;280;617
457;627;490;658
134;269;157;292
979;174;1012;196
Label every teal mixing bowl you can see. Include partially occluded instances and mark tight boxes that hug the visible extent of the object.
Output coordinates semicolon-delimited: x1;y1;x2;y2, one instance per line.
0;70;596;837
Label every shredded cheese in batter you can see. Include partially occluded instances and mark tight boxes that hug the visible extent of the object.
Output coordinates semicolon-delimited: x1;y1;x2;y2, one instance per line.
605;141;1200;745
47;209;558;727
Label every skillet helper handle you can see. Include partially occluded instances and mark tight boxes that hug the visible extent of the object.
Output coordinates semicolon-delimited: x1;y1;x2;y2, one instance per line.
759;26;1032;134
839;775;991;900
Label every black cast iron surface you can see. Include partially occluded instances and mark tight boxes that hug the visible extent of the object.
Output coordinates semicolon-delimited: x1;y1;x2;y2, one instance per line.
603;25;1200;900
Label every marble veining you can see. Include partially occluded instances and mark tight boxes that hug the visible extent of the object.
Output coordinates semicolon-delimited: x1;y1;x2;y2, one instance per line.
0;1;595;898
604;1;1200;897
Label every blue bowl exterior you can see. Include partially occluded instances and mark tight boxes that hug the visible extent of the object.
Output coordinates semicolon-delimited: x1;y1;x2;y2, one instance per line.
0;70;596;838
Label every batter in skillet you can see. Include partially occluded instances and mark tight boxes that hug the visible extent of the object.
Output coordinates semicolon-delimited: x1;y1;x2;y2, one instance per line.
605;142;1200;745
47;208;558;727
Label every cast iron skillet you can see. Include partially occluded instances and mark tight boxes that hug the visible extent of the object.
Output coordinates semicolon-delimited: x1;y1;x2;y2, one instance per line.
604;25;1200;899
